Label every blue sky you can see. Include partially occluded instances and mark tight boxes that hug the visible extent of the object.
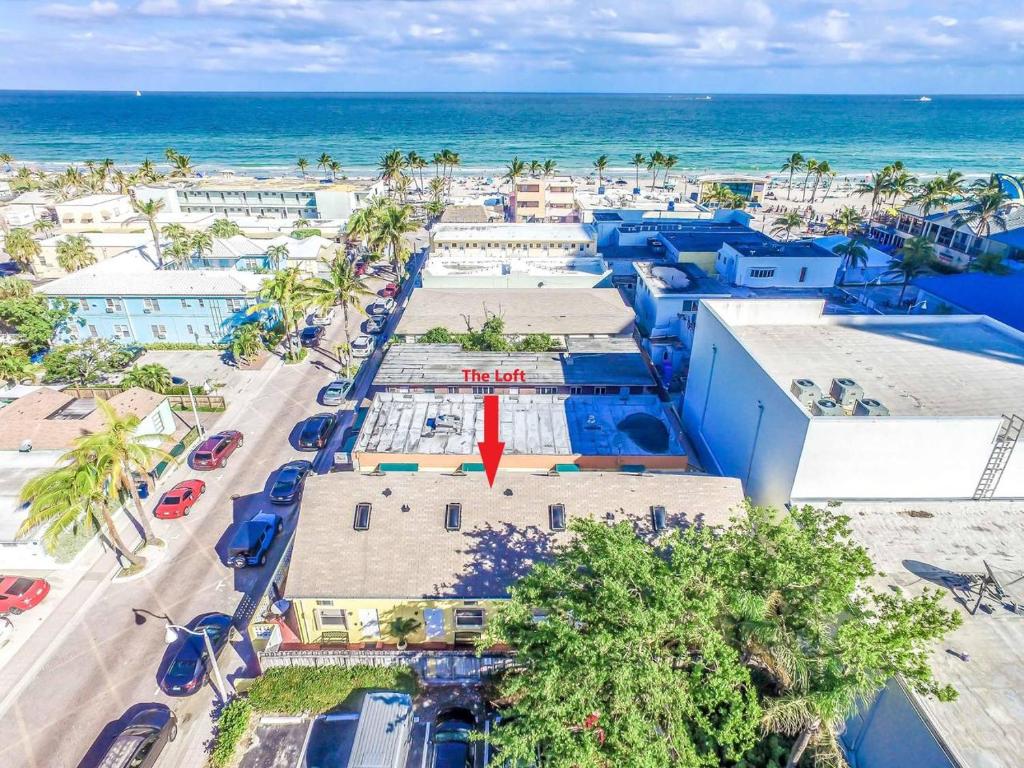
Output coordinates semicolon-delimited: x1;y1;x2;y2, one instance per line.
2;0;1023;93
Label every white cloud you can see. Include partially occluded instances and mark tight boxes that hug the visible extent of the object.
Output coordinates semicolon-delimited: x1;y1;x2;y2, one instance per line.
136;0;181;15
40;1;119;19
929;15;958;27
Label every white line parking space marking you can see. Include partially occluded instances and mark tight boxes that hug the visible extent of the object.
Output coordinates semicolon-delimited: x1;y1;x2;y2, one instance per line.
421;722;431;768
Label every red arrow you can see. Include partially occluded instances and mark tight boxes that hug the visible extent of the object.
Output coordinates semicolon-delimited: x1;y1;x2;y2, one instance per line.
478;394;505;487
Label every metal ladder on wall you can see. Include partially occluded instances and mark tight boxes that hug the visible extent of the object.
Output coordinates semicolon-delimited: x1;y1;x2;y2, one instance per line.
973;414;1024;500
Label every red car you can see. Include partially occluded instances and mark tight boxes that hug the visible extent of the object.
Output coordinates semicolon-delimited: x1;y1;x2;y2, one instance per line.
153;480;207;519
380;282;399;298
191;430;244;470
0;576;50;615
354;261;368;276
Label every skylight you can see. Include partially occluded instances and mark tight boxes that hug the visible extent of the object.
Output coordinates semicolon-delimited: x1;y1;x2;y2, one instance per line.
445;502;462;531
353;502;371;531
549;503;566;531
651;505;667;532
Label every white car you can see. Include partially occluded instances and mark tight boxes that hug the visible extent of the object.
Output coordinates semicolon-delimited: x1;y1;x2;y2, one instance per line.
351;335;374;358
311;307;336;326
0;615;12;648
368;298;396;316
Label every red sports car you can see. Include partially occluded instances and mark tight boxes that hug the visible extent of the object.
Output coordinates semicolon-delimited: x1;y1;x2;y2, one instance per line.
380;282;398;298
0;576;50;615
153;480;207;519
191;430;244;470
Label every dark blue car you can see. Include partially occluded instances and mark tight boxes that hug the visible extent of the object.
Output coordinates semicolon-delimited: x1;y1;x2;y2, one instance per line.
268;460;313;504
160;613;233;696
227;511;282;568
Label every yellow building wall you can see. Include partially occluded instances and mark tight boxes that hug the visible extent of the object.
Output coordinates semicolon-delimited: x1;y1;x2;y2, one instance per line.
290;596;505;648
675;249;719;275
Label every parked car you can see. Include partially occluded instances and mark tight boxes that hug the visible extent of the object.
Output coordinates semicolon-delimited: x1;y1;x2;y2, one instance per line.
364;315;386;335
0;576;50;615
191;430;243;470
297;412;338;450
159;613;233;696
368;297;396;315
153;480;206;519
299;325;325;347
94;705;177;768
0;615;13;648
322;378;353;406
227;511;282;568
354;261;368;275
380;282;399;298
269;460;313;504
431;708;477;768
311;307;336;326
351;335;374;358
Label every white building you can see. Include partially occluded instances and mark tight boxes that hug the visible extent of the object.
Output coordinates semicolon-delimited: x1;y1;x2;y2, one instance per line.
715;240;843;289
424;223;608;289
0;191;54;228
54;194;133;230
683;299;1024;506
35;232;158;278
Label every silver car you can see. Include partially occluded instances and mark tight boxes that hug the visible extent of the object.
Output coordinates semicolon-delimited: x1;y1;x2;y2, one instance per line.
322;378;353;406
351;335;374;358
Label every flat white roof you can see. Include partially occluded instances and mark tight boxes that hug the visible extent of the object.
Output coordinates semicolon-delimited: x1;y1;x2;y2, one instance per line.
55;194;129;208
707;299;1024;418
42;232;153;248
432;223;595;244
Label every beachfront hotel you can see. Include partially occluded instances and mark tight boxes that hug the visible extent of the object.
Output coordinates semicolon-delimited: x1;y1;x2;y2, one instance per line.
510;177;579;222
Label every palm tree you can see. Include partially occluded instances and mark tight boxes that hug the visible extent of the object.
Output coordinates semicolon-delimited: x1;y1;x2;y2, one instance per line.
630;153;646;192
771;211;804;242
164;147;179;163
762;681;869;768
297;157;309;178
828;206;863;236
329;159;342;181
432;151;445;179
209;218;242;238
648;150;665;190
248;267;311;360
32;218;55;237
780;153;805;200
891;236;934;304
0;153;12;172
969;250;1010;275
809;160;832;203
190;230;214;267
661;154;678;189
405;151;427;193
445;151;461;195
528;160;541;178
593;155;610;188
265;243;289;271
6;229;41;277
317;153;333;180
504;157;526;190
230;323;266;364
954;179;1012;241
65;398;174;548
299;254;372;368
427;177;445;205
139;158;160;183
856;172;889;223
19;461;145;569
169;154;195;178
800;159;819;202
130;198;165;268
377;150;405;194
121;363;173;393
56;235;97;273
541;159;558;178
0;276;33;299
834;237;869;283
0;345;36;386
394;174;412;203
886;169;917;209
370;203;417;273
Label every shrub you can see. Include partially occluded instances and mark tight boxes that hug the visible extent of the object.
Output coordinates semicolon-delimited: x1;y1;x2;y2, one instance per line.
247;665;417;715
290;228;322;240
283;347;307;364
142;341;225;351
209;698;251;768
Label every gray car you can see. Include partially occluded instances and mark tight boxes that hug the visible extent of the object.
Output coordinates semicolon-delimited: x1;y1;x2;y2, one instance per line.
322;378;353;406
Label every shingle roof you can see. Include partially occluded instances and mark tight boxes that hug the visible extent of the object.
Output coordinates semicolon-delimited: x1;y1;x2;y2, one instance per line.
40;265;265;297
285;471;745;599
396;288;634;336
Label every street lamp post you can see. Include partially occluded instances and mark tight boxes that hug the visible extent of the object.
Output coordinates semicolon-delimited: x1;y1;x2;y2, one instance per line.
187;384;205;438
164;623;231;702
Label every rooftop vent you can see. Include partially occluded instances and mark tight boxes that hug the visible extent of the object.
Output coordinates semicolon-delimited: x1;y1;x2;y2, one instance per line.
812;398;842;417
829;378;864;408
651;505;667;532
549;503;566;531
445;502;462;531
353;502;371;531
854;398;890;417
790;379;822;407
584;414;600;430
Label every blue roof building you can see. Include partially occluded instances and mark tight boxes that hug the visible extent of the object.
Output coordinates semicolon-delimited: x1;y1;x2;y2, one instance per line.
913;272;1024;332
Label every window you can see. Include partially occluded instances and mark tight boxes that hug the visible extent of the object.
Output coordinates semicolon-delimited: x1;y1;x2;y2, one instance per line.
353;502;371;531
78;298;90;311
549;503;566;531
472;386;494;395
454;608;485;629
748;268;776;279
181;299;190;309
798;267;808;283
445;502;462;531
88;324;98;338
593;386;607;395
682;300;698;312
198;299;205;307
537;387;557;394
651;505;667;532
226;298;245;312
318;609;347;627
448;386;459;394
204;325;213;336
186;324;195;336
143;298;161;312
151;324;167;340
105;298;123;312
569;386;583;395
113;324;130;339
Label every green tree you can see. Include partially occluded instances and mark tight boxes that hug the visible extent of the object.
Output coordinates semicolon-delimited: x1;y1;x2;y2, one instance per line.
485;519;761;768
834;237;869;282
130;198;165;268
4;228;41;277
541;159;558;178
662;153;678;188
230;323;266;364
516;333;554;352
0;294;72;351
296;157;309;178
64;398;172;548
504;157;526;190
317;153;333;180
648;150;665;190
42;338;135;384
0;345;36;386
209;218;242;238
169;153;195;178
891;235;935;304
56;235;97;273
19;460;145;568
771;211;804;242
630;153;646;191
780;152;805;200
827;206;863;236
248;267;311;361
191;230;214;267
592;154;609;187
0;276;33;299
265;244;289;271
299;254;372;367
370;202;417;273
121;363;173;394
418;327;456;344
969;250;1010;275
378;149;406;196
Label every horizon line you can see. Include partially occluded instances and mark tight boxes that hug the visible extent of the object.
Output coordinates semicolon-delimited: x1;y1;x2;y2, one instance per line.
1;89;1023;97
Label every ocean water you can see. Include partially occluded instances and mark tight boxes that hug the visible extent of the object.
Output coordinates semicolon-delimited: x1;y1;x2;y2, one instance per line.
0;92;1022;177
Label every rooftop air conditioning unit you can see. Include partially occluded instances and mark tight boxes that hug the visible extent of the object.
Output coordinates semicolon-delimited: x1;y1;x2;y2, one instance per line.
829;378;864;408
790;379;822;407
812;398;842;416
853;398;890;417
